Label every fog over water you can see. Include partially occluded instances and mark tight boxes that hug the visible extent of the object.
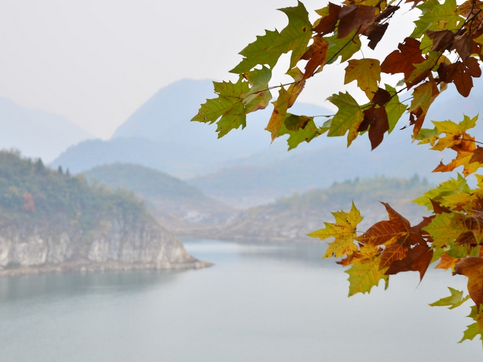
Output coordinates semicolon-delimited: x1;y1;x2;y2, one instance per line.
0;239;481;362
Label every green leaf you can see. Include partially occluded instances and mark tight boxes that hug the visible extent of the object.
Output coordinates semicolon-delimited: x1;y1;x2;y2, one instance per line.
325;29;362;65
327;92;364;146
384;84;407;133
413;174;471;209
459;322;483;346
273;1;313;69
345;257;388;296
308;202;363;258
423;213;462;249
278;118;323;150
242;66;273;113
230;30;281;74
411;0;463;39
191;78;249;137
429;287;470;309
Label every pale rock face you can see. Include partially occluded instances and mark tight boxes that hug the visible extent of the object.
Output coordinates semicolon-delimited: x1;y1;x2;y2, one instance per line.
0;216;200;272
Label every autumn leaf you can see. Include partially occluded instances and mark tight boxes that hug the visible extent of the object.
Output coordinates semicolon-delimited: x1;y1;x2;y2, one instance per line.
266;82;305;141
337;5;376;38
381;37;425;79
429;287;470;309
230;30;281;74
313;2;341;35
344;58;381;99
278;116;322;149
345;257;388;296
454;257;483;309
308;202;362;259
327;92;364;146
302;37;329;79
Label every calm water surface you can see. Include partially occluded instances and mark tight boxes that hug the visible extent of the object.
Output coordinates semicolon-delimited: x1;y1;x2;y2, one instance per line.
0;239;481;361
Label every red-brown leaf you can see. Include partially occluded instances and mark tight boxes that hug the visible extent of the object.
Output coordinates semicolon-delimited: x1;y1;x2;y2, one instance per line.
363;23;388;50
426;30;454;52
337;5;376;39
454;257;483;308
363;107;389;150
381;37;424;79
314;2;341;35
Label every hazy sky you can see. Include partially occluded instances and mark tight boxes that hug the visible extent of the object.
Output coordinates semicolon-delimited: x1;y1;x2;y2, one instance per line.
0;1;414;139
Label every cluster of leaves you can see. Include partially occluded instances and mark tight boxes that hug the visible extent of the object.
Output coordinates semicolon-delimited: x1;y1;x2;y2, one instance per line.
192;0;483;348
0;150;147;235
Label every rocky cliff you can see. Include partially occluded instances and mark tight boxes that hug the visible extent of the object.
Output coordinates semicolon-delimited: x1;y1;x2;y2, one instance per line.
0;151;210;275
0;217;210;276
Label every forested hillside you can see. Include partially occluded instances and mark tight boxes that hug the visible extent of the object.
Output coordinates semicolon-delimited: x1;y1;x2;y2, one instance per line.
210;176;432;242
0;151;205;274
82;163;237;236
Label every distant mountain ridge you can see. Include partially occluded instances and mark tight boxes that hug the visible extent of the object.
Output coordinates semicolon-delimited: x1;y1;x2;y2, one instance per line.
0;97;94;162
52;79;335;177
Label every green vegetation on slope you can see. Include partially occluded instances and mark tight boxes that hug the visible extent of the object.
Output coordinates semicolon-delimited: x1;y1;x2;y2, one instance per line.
83;163;205;202
0;151;148;233
215;175;431;242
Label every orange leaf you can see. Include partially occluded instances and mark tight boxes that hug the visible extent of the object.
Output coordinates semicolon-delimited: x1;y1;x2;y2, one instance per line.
454;257;483;309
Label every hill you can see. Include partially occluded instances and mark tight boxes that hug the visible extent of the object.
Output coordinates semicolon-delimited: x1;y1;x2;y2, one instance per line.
0;151;207;275
51;79;335;177
81;163;238;237
187;126;449;208
207;176;432;242
0;97;93;162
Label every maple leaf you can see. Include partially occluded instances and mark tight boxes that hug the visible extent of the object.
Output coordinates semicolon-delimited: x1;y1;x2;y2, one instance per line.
358;106;389;150
384;84;407;133
385;244;434;280
278;116;323;150
426;29;455;52
313;2;341;35
325;29;362;64
345;256;389;296
344;58;381;99
429;287;470;309
381;37;425;79
242;66;272;113
272;2;313;69
327;92;364;146
435;253;460;272
230;30;281;74
411;0;463;39
337;5;376;38
302;37;329;80
308;202;362;259
454;257;483;309
363;22;388;50
266;82;305;141
357;202;426;270
439;58;482;97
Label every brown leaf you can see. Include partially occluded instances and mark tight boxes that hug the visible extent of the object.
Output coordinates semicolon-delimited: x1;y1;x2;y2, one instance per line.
470;146;483;164
302;37;329;80
374;5;399;22
381;37;424;79
385;244;433;281
454;257;483;308
363;23;388;50
362;107;389;150
426;30;454;52
371;88;392;106
455;231;477;246
337;5;376;39
435;253;459;271
441;58;481;97
452;34;473;60
430;199;451;214
314;2;341;35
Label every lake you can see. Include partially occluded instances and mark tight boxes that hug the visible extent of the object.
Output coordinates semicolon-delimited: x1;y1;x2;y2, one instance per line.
0;239;481;361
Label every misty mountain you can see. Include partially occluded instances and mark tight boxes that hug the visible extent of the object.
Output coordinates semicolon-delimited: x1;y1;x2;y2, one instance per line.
51;79;335;177
81;163;237;237
0;96;94;162
187;125;450;207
